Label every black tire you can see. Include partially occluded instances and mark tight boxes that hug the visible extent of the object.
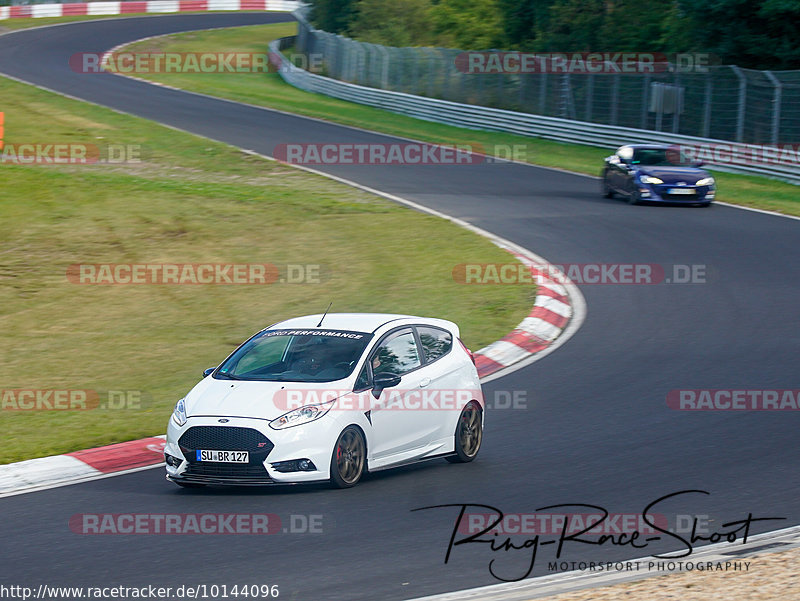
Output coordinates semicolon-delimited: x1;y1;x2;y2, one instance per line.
446;402;483;463
626;180;640;205
330;427;366;488
601;172;615;198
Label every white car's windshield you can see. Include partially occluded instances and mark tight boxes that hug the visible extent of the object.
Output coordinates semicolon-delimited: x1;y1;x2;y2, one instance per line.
215;329;372;382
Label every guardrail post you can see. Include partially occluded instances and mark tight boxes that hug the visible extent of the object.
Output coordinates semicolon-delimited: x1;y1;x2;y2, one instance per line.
731;65;746;142
764;70;782;145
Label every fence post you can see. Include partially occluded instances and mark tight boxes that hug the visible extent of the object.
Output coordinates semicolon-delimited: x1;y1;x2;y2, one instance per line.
538;72;547;114
641;73;650;129
610;72;619;125
763;70;782;145
702;75;712;138
731;65;746;142
378;45;389;90
672;73;681;134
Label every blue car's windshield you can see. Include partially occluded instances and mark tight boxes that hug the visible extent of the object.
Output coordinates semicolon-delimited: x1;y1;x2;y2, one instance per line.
215;329;372;383
633;148;694;167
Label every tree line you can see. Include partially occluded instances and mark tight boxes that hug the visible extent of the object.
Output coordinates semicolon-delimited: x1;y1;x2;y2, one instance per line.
309;0;800;70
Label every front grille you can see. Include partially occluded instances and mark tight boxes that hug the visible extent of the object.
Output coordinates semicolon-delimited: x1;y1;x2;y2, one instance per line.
662;192;699;201
185;463;268;477
178;426;273;453
182;462;271;483
177;426;275;486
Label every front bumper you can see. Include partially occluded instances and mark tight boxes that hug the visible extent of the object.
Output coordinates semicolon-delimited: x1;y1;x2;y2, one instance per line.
165;415;337;486
638;182;715;203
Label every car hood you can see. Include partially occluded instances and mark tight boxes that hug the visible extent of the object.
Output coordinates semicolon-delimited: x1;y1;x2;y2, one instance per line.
636;165;708;184
184;377;349;421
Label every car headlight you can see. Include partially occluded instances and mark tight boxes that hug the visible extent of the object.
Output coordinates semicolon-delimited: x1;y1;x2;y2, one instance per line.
640;175;663;184
696;177;715;187
269;400;336;430
172;398;187;426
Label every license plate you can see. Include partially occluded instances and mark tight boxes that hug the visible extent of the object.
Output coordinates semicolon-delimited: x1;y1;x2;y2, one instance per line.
668;188;696;195
196;449;249;463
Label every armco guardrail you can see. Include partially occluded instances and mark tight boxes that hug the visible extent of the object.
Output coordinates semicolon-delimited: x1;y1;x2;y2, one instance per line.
271;35;800;185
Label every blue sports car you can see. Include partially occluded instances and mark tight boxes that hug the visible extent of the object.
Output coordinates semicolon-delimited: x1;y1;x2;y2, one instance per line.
601;144;716;206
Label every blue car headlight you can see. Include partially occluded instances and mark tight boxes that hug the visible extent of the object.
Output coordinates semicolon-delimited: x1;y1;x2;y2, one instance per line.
696;177;715;187
172;398;187;426
640;175;663;185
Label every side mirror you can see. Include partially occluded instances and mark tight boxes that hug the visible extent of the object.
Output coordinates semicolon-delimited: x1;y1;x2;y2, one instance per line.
608;155;620;164
372;372;401;398
203;367;216;378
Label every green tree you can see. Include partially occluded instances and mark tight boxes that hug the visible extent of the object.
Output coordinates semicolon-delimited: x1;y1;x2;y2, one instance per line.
598;0;673;52
429;0;505;49
496;0;552;50
348;0;435;47
310;0;358;35
536;0;606;51
673;0;800;68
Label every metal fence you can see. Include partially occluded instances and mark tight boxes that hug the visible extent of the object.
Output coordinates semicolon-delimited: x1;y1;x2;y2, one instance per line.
293;13;800;148
271;33;800;184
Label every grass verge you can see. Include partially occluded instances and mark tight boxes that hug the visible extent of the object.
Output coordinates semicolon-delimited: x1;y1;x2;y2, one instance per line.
0;74;533;463
116;23;800;217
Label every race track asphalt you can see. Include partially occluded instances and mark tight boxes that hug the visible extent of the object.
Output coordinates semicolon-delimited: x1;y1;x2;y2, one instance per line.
1;14;798;600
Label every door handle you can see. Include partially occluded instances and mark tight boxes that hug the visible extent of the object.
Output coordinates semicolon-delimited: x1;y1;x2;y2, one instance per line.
420;378;431;388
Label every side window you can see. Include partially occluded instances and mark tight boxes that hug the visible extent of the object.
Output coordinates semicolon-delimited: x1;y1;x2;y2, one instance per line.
417;326;452;364
354;363;371;391
372;329;421;376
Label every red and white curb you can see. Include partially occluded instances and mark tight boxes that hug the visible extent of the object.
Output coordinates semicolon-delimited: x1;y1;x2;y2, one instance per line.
0;0;300;21
0;436;166;498
474;248;572;379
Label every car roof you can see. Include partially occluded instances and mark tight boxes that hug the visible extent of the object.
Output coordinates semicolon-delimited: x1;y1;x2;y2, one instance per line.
268;313;457;334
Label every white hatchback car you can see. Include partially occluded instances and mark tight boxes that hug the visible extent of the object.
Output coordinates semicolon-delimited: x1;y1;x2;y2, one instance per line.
165;313;484;488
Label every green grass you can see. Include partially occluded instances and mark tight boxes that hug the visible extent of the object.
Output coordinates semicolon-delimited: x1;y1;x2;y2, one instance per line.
0;75;533;464
116;23;800;216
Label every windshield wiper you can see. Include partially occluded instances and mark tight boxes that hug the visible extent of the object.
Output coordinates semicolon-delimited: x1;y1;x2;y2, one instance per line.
216;371;243;380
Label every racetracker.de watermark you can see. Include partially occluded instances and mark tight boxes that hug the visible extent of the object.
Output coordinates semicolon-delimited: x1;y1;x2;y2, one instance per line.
455;52;715;74
276;388;492;412
71;51;308;74
0;143;143;164
66;263;325;285
69;513;323;535
452;263;708;285
1;389;146;411
458;512;669;535
669;143;800;167
668;389;800;410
